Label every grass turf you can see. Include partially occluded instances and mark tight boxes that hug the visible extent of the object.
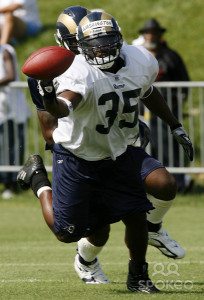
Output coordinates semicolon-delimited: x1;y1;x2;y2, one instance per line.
0;192;203;299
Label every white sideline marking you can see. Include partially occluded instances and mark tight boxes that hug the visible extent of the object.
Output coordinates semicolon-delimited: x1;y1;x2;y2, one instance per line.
1;246;204;251
0;260;204;267
0;279;67;283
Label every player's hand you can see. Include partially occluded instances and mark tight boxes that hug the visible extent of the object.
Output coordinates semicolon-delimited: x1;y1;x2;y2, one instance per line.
38;80;55;97
139;119;150;149
171;126;194;161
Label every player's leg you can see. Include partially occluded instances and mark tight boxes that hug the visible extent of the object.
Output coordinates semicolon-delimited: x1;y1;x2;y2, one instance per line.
51;147;112;282
74;226;110;284
141;150;185;258
17;154;56;231
145;167;176;234
107;147;159;293
37;189;54;232
17;153;110;283
122;211;159;293
17;152;91;242
17;154;77;242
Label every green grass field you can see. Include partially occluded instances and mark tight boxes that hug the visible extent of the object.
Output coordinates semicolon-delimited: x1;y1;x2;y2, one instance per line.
2;1;204;299
0;192;203;299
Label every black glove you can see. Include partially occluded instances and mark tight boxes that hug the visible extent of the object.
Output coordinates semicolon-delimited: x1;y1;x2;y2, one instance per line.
171;125;194;161
38;80;56;100
138;119;150;149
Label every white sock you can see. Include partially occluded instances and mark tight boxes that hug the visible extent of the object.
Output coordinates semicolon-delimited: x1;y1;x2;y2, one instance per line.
77;238;103;262
147;198;174;224
37;186;52;198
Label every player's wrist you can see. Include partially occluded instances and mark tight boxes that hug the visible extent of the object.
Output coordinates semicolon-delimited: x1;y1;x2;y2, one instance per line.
40;80;54;92
170;123;182;132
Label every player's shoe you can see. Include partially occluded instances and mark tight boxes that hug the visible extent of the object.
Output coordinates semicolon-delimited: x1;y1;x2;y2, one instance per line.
148;228;185;259
17;154;47;190
74;254;109;284
127;261;159;293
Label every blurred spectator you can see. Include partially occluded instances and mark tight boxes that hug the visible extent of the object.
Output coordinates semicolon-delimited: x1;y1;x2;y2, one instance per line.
0;44;30;199
0;0;42;45
132;18;192;192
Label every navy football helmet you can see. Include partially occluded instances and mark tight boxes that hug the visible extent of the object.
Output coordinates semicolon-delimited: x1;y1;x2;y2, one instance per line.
77;11;123;69
55;5;90;54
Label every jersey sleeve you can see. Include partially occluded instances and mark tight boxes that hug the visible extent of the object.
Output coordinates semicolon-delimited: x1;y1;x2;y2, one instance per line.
56;75;87;97
27;77;45;110
55;57;91;98
140;54;159;98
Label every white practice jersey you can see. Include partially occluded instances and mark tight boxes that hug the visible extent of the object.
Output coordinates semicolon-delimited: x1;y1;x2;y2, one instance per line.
54;44;158;161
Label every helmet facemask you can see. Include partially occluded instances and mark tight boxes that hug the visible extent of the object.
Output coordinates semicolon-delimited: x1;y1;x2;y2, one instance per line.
54;30;79;53
79;32;123;69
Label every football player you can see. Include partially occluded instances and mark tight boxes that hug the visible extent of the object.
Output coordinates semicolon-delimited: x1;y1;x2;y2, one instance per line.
20;5;149;285
21;5;110;285
17;10;193;291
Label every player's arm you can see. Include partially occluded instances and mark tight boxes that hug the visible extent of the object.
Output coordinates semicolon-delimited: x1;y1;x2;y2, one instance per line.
138;119;150;149
39;80;82;118
37;111;57;145
28;77;57;145
141;86;194;161
141;86;179;128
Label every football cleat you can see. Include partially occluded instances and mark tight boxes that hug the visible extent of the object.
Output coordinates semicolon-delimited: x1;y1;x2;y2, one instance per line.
127;261;159;293
148;228;186;259
74;254;109;284
17;154;47;190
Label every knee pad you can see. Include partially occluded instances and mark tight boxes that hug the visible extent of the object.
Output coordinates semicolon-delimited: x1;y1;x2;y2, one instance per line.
56;233;79;243
55;225;88;244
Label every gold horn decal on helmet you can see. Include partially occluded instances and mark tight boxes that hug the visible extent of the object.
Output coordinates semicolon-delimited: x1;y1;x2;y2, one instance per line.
101;12;112;20
57;13;77;34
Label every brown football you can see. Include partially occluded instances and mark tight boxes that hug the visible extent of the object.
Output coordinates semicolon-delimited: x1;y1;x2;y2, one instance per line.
22;46;75;80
